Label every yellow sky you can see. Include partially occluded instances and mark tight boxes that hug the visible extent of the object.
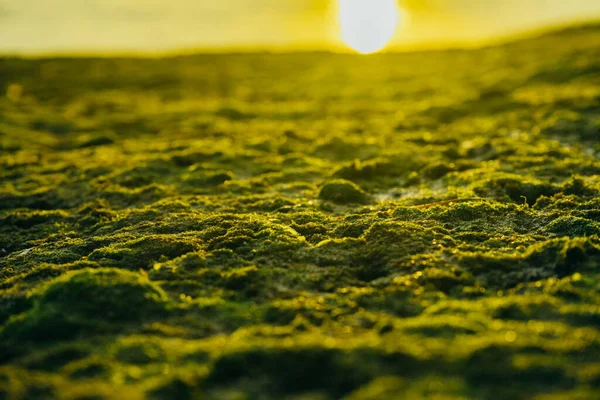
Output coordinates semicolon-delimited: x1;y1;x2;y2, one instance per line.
0;0;599;53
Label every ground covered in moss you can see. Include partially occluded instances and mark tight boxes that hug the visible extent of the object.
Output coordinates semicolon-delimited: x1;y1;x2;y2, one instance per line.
1;24;600;399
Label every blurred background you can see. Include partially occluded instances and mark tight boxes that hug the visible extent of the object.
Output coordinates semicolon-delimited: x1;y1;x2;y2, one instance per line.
0;0;599;54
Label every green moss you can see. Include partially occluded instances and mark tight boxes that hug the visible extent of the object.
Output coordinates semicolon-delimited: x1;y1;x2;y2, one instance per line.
182;170;235;189
465;345;571;389
18;344;91;371
199;215;305;262
415;267;475;294
0;268;170;342
114;340;166;365
312;137;377;161
331;157;417;182
148;378;195;400
0;210;70;229
206;347;379;397
546;216;600;238
76;134;116;149
422;162;457;180
318;180;371;205
221;266;260;291
403;316;481;337
542;113;600;141
1;24;600;399
65;359;112;380
88;235;199;269
0;290;32;325
475;177;558;206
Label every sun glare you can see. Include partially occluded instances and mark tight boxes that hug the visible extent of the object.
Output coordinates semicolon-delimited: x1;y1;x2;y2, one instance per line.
339;0;401;54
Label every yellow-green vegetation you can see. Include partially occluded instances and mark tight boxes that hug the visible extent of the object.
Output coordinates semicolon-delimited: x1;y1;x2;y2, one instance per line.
1;24;600;399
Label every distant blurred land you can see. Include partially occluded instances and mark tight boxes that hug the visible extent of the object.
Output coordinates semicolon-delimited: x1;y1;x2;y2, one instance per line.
1;24;600;399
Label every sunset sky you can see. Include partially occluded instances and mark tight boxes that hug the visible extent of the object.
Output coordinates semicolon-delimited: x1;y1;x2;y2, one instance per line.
1;0;599;53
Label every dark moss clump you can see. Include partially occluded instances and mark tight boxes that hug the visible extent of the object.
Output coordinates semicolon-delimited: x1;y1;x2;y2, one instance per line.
76;134;116;149
475;177;558;206
415;267;475;294
542;114;600;141
455;236;600;286
206;347;380;398
66;360;112;380
19;344;91;371
0;290;32;325
331;157;415;182
312;137;376;161
465;345;570;389
115;341;166;365
182;170;235;190
545;216;600;238
148;378;195;400
0;268;170;342
422;162;457;180
318;180;371;205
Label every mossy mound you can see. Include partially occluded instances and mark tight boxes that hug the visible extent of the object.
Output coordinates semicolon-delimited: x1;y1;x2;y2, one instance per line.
319;179;371;205
0;268;170;342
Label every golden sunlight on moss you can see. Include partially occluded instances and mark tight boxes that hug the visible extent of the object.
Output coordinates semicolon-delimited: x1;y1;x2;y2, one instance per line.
339;0;403;53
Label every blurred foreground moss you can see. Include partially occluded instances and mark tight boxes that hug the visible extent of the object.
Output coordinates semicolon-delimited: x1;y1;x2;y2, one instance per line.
1;24;600;399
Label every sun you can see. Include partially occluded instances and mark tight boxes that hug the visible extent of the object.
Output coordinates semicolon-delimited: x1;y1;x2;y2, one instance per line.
339;0;401;54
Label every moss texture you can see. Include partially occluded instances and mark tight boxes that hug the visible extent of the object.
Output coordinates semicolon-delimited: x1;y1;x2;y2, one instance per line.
1;24;600;399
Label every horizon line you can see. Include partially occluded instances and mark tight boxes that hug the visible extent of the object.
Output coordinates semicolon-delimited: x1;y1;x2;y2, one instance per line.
1;18;598;60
